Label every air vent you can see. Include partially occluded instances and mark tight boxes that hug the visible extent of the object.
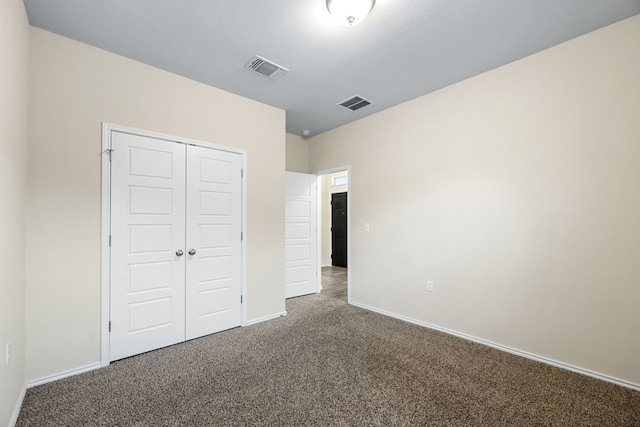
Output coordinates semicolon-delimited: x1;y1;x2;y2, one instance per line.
338;95;373;112
245;55;289;80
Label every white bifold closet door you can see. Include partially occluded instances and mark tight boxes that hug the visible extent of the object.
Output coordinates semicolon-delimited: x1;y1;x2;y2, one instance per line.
110;131;241;361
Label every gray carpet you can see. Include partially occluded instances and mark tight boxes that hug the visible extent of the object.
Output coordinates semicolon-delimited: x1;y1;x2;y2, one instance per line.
17;294;640;426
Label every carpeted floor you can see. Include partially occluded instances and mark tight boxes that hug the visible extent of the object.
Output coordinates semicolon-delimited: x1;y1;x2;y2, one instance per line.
17;294;640;426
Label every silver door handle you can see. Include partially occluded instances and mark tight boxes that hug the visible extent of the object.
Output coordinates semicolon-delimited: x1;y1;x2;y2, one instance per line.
176;249;184;256
188;249;197;256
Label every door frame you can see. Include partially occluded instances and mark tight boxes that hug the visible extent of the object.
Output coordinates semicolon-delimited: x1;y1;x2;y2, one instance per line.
314;165;351;303
100;122;247;367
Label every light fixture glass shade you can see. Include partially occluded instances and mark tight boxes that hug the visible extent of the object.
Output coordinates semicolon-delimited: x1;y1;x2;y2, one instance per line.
326;0;375;26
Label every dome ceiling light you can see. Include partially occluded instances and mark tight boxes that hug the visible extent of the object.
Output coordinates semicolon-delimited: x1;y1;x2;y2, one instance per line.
326;0;375;26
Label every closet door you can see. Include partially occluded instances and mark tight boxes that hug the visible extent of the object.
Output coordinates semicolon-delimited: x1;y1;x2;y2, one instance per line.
110;132;186;361
185;146;242;340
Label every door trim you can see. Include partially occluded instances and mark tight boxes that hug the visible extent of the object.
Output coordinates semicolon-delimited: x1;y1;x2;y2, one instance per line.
100;122;247;367
314;165;351;303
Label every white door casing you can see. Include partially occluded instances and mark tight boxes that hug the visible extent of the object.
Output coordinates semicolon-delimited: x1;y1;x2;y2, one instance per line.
186;146;242;340
110;132;187;361
105;124;245;362
285;172;318;298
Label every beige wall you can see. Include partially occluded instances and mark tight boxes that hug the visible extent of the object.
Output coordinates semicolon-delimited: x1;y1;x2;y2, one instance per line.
27;28;286;382
310;16;640;386
285;133;310;173
0;0;29;424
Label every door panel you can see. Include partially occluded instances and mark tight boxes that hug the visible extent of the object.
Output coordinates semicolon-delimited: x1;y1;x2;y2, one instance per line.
110;132;186;361
185;146;242;340
285;172;317;298
128;298;173;332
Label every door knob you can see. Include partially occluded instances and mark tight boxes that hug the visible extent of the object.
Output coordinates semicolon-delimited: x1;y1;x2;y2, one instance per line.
176;249;184;256
188;249;197;256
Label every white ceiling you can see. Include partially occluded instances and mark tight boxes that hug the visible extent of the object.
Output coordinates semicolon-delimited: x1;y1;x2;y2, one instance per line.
23;0;640;137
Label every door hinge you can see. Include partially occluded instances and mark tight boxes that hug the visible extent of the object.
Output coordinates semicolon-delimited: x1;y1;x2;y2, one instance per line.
241;169;244;178
241;232;243;241
240;295;243;304
109;235;111;247
108;321;111;332
105;148;114;162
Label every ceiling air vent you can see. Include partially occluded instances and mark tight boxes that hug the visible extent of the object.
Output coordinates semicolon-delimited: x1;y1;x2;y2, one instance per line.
338;95;373;112
245;55;289;80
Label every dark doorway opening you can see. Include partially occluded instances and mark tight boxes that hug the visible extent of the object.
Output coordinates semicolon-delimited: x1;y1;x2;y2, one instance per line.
331;192;348;268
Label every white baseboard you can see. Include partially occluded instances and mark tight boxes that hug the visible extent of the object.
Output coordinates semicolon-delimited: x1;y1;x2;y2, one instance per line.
9;383;26;427
244;311;287;327
349;301;640;392
26;362;102;389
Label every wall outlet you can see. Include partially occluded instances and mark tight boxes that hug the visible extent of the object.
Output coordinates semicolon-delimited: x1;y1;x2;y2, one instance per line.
426;280;433;292
5;341;10;366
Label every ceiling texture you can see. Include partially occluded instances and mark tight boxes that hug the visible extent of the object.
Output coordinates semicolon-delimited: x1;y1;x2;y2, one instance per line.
23;0;640;137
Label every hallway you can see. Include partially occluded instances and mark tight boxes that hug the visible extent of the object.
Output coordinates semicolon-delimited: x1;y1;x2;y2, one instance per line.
320;266;347;302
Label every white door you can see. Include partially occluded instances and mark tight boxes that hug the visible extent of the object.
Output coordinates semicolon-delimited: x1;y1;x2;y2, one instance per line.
110;130;243;361
285;172;318;298
185;146;242;340
110;132;186;361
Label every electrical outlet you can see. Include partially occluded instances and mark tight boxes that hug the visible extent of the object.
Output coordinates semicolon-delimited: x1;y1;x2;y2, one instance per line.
426;280;433;292
5;341;10;366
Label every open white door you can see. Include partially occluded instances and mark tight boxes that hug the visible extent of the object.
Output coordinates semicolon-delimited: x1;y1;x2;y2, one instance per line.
285;172;318;298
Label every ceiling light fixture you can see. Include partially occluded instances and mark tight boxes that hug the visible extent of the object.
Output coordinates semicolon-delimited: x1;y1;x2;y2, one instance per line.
326;0;375;26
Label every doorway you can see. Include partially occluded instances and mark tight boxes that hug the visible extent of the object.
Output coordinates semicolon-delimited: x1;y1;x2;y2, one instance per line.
316;168;350;303
331;192;347;268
